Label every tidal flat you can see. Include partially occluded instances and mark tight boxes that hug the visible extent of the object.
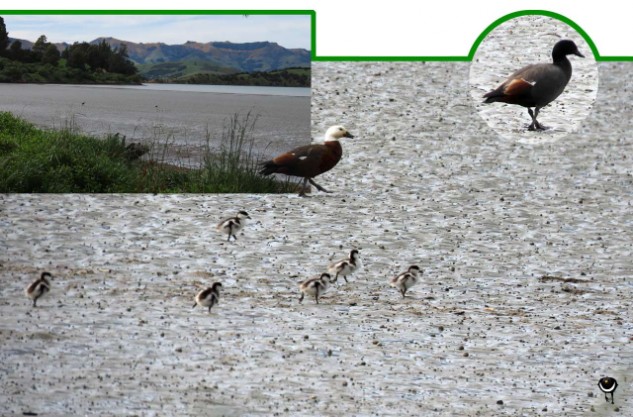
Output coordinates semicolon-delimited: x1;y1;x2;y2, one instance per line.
1;55;632;416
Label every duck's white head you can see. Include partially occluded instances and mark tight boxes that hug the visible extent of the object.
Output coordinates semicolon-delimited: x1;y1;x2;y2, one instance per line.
237;210;250;220
324;125;354;142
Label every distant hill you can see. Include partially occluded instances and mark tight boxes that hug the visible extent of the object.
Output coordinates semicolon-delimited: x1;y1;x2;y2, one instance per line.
9;37;311;81
8;37;33;49
88;38;310;72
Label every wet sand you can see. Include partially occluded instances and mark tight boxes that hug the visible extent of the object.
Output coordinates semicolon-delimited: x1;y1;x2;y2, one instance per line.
0;84;310;167
1;18;633;416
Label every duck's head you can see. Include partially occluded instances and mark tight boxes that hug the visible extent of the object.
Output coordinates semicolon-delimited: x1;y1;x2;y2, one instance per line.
237;210;251;220
408;265;422;275
325;125;354;142
552;39;584;60
321;272;333;282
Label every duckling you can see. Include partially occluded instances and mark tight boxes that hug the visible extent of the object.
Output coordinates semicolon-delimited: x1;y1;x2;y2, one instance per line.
216;210;250;241
328;249;361;283
390;265;422;298
25;272;52;307
597;377;618;404
193;282;222;313
299;273;334;304
259;125;355;196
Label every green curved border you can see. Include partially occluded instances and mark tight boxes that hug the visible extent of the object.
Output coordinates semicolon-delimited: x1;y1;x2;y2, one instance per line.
315;9;630;61
468;10;601;61
1;9;631;61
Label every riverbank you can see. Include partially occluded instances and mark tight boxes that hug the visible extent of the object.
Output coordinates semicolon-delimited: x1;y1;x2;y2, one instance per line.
0;112;296;193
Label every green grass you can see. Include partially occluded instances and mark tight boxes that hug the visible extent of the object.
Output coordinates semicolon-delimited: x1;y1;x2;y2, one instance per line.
0;111;298;193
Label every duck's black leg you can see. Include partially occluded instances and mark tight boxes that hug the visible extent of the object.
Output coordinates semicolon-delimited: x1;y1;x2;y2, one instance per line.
308;178;331;193
299;293;304;303
527;108;537;130
298;178;310;197
533;107;545;130
528;107;546;130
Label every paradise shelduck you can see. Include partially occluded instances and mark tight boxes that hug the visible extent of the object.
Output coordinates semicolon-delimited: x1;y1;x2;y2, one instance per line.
597;377;618;404
193;282;222;313
328;249;361;283
483;39;584;130
299;273;334;304
389;265;422;298
25;272;52;307
217;210;251;241
259;125;354;196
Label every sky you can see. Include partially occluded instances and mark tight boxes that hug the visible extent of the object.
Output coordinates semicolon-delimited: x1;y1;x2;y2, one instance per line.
2;14;311;50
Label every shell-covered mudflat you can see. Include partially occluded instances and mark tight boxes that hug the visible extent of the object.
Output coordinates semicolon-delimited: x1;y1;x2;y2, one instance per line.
1;59;632;416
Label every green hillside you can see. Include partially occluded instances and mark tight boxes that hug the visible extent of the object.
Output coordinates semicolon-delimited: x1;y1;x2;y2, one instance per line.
137;60;238;80
186;67;309;87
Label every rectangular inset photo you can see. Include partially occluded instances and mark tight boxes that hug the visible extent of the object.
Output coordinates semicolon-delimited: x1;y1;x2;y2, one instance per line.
0;12;312;192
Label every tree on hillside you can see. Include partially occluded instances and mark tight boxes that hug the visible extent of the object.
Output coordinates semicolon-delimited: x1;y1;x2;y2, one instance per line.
32;35;49;55
63;41;137;75
8;39;23;60
32;35;59;64
42;44;60;66
88;39;111;71
108;44;137;75
64;42;91;70
0;17;9;55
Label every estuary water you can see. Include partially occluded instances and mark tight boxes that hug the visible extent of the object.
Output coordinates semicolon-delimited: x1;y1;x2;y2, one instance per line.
0;83;311;166
94;83;311;96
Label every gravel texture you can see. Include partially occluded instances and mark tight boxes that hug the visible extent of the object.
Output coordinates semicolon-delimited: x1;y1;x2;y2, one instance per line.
1;17;632;416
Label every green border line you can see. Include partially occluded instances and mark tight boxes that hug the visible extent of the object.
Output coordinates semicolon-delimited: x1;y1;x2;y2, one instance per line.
1;9;631;62
0;9;318;55
312;10;633;62
467;10;600;61
313;9;631;62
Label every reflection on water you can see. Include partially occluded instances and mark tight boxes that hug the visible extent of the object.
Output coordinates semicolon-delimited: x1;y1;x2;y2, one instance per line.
80;83;311;97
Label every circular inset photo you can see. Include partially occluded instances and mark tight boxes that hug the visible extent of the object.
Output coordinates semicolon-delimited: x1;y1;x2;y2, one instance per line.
470;15;598;142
